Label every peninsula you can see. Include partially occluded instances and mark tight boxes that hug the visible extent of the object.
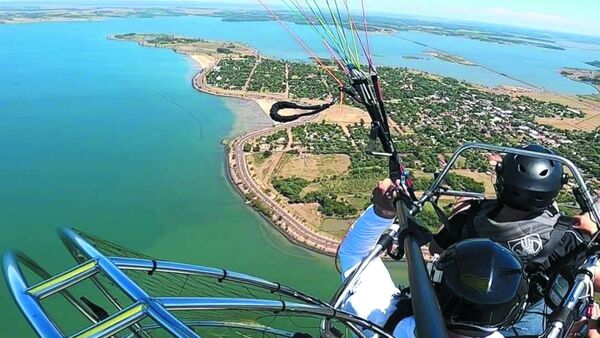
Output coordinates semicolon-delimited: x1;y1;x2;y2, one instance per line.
114;33;600;256
560;67;600;93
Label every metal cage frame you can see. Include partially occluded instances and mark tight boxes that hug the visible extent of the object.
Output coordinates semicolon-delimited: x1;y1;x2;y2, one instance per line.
324;142;600;333
4;143;599;338
3;228;391;338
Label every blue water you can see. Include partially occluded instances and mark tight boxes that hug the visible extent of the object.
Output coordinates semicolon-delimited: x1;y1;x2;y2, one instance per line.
56;15;599;94
0;14;598;336
0;19;343;336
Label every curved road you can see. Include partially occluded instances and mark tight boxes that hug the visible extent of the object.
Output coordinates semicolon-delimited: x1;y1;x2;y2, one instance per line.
230;117;340;255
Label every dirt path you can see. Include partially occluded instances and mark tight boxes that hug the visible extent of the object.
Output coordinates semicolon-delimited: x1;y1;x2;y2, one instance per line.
243;55;261;92
285;63;290;99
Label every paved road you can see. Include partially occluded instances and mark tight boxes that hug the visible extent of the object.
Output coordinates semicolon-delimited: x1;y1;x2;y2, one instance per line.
231;117;340;254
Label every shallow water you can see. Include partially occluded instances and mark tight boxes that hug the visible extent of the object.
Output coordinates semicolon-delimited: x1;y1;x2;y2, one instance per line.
0;19;353;336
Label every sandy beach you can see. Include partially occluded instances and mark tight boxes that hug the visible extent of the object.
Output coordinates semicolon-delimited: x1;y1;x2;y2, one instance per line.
189;54;216;70
188;54;274;136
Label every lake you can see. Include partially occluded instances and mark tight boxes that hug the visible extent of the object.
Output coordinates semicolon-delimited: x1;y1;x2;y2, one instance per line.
0;14;597;336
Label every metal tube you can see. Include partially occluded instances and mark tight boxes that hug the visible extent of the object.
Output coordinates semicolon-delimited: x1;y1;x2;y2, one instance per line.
419;143;600;235
110;257;325;307
2;251;63;338
322;228;397;337
328;244;388;310
437;190;486;199
13;251;100;324
157;297;392;337
59;228;199;338
545;255;598;338
404;235;448;338
27;260;98;300
71;302;146;338
122;321;295;338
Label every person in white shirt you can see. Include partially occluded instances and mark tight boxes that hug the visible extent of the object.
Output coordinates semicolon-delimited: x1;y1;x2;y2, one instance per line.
337;179;529;338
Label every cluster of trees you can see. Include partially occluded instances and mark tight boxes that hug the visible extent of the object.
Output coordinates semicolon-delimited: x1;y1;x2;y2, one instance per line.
412;173;485;193
303;191;357;217
291;122;354;154
272;177;309;203
216;47;233;54
248;59;286;93
206;56;256;90
149;35;203;45
235;58;598;228
558;128;600;183
260;129;288;145
245;193;273;218
288;62;331;100
271;177;357;217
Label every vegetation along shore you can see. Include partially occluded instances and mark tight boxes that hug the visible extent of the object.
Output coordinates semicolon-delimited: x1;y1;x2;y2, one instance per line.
114;33;600;256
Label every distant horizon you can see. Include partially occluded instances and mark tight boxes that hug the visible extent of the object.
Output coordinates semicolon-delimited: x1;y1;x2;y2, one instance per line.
1;0;600;39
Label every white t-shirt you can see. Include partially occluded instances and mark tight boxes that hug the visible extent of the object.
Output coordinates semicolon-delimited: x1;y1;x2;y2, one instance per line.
338;206;503;338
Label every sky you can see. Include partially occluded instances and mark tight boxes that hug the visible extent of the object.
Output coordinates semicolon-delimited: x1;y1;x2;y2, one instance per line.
1;0;599;36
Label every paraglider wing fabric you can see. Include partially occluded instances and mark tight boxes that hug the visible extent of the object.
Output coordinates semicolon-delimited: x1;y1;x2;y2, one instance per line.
269;99;338;123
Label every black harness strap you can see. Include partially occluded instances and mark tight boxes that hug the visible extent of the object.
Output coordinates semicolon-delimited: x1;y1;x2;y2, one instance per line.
147;259;158;276
269;97;339;123
431;201;451;230
529;216;572;271
463;201;486;238
383;296;413;333
270;282;281;294
218;269;228;283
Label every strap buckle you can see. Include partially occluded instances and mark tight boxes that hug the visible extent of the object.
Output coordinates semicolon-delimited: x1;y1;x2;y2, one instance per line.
366;122;393;157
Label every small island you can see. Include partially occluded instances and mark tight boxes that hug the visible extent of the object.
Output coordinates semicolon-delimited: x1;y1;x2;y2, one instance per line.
586;61;600;68
111;33;255;59
425;51;475;66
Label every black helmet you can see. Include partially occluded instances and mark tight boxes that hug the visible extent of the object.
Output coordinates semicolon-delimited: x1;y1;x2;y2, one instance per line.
431;239;528;337
495;144;567;212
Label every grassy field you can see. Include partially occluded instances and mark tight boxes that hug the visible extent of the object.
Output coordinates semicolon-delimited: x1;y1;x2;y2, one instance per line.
273;154;351;180
529;93;600;131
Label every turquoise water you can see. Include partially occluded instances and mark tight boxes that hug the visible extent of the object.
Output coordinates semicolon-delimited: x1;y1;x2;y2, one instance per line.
0;19;346;336
0;15;598;336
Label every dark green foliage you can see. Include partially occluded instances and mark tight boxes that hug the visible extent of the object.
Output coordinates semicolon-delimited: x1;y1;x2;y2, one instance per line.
272;177;309;203
259;129;288;145
288;62;331;100
412;177;433;191
248;59;286;93
206;57;256;90
272;177;357;217
445;173;485;193
412;173;484;193
291;122;354;154
249;199;273;218
416;204;442;232
216;47;233;54
303;192;357;217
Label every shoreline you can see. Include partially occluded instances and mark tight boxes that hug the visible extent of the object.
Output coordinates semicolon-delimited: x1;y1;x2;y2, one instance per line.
185;50;598;259
189;55;341;256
